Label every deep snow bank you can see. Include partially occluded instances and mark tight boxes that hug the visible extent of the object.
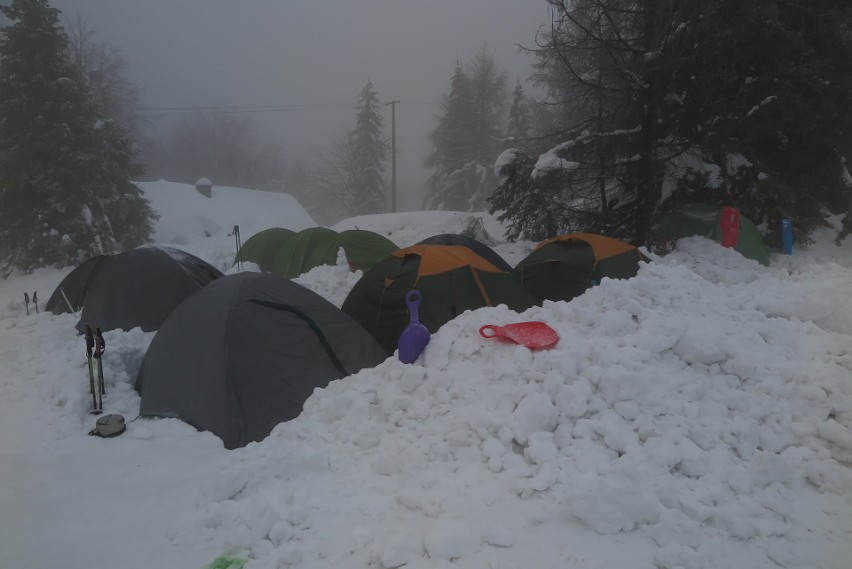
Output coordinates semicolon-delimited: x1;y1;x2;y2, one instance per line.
188;238;852;569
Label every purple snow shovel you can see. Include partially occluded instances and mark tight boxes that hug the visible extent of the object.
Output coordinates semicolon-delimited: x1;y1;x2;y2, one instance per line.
398;289;430;364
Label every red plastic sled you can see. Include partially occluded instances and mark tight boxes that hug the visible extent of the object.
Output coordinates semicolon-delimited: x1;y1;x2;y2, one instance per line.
479;321;559;350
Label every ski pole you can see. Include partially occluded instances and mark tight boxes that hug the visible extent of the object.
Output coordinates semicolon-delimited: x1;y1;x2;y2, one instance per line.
83;324;100;414
33;291;38;314
94;327;106;399
23;292;29;315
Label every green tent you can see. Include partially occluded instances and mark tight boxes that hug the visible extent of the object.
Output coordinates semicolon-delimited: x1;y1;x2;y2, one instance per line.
342;244;538;355
235;228;295;272
335;229;399;271
235;227;398;278
513;233;648;304
275;227;340;278
654;204;770;265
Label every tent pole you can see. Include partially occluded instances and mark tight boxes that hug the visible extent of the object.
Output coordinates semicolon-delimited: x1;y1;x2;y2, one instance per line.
234;225;243;271
60;287;77;314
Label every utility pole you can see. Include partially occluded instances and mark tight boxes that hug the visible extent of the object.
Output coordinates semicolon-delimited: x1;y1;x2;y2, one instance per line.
386;100;399;213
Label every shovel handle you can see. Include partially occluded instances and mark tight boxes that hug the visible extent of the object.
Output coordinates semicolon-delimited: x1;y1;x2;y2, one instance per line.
479;325;499;338
405;290;422;323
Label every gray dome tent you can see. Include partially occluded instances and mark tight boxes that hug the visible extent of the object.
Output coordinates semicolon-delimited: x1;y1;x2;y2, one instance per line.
72;246;223;333
46;254;110;315
134;271;388;449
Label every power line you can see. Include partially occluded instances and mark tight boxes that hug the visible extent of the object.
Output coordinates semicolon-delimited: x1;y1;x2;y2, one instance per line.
141;102;356;115
140;99;441;117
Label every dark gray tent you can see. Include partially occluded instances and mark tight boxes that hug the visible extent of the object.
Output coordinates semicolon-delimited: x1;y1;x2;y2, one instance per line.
46;254;110;314
417;234;512;272
134;271;388;449
74;246;223;333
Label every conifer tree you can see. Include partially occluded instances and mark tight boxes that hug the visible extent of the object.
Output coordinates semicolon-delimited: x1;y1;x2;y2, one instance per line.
424;49;507;211
0;0;155;273
491;0;852;245
347;80;387;215
506;80;531;143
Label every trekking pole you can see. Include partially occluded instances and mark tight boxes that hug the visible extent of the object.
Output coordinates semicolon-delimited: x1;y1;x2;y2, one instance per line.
23;292;29;316
33;291;38;314
83;324;100;414
94;327;106;400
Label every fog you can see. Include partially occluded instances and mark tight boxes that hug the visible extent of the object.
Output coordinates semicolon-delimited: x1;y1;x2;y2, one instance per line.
51;0;551;211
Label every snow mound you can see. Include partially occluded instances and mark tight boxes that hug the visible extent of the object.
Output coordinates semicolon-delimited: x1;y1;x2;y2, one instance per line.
189;239;852;569
138;180;316;246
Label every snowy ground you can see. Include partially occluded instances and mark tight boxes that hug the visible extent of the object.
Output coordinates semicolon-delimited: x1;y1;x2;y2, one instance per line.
1;182;852;569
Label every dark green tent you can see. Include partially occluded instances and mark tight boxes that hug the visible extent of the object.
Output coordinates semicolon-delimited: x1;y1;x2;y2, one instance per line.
342;244;537;355
273;227;339;277
513;233;648;304
335;229;399;271
654;204;770;265
235;227;295;271
135;272;388;449
234;227;398;277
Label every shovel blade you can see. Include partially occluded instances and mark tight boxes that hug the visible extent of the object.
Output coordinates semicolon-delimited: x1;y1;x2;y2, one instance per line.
398;323;430;363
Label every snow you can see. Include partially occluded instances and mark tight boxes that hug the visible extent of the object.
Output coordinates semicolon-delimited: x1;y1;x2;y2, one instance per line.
2;181;852;569
138;180;317;271
531;141;580;179
494;148;520;176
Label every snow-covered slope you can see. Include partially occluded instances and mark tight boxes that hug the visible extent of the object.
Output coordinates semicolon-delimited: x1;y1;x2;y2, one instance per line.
1;190;851;569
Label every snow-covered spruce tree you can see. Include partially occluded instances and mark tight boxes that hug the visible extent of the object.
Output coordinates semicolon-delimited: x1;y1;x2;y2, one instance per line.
506;80;531;144
490;149;570;242
92;118;157;251
0;0;156;273
666;0;852;245
491;0;852;245
424;49;507;211
491;0;698;244
423;62;477;211
347;80;388;215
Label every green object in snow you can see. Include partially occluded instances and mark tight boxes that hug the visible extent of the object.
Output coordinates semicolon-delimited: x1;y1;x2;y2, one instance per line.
234;227;295;271
655;203;770;265
334;229;399;272
205;554;246;569
274;227;339;277
234;226;399;277
513;233;648;304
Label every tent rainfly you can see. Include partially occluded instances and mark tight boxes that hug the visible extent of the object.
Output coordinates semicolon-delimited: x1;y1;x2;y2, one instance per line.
135;272;388;449
513;233;648;304
342;244;537;355
235;227;398;277
416;233;512;272
53;246;224;333
653;204;770;265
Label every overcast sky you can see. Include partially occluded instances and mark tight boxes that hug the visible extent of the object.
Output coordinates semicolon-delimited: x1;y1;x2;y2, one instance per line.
49;0;551;210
